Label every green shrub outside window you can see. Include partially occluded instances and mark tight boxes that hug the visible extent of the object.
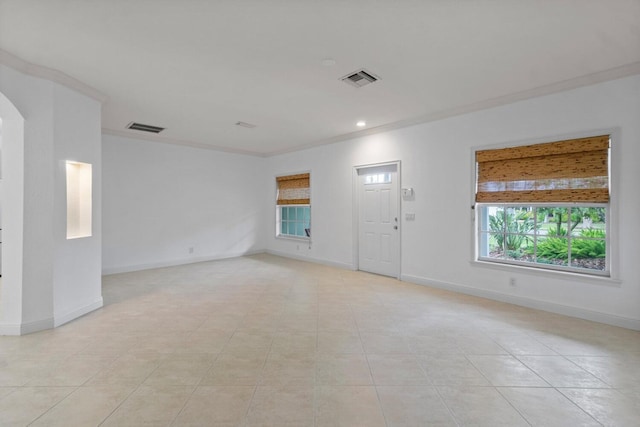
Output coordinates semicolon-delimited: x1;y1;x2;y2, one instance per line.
478;205;607;274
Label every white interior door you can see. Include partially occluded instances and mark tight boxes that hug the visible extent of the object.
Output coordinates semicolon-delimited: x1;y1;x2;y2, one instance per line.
357;164;399;278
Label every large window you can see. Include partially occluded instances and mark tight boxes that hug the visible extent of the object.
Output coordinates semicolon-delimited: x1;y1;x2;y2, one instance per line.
478;205;608;274
475;135;610;276
276;173;310;239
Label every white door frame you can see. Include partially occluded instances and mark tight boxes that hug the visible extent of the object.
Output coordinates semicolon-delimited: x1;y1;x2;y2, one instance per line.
352;160;401;279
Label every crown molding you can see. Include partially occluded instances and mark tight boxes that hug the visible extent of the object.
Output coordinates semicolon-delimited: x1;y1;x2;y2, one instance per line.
5;45;636;158
265;62;640;157
107;62;640;159
0;49;108;103
102;128;265;157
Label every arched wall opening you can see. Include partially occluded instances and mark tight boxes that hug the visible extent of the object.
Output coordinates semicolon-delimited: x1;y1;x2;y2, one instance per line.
0;90;25;335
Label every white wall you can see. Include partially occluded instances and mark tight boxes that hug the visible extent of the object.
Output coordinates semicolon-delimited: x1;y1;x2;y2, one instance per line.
102;135;266;274
0;63;103;334
1;65;56;332
52;84;103;326
265;75;640;330
0;84;25;333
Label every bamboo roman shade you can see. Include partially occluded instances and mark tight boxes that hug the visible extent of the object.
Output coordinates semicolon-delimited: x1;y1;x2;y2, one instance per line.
276;173;310;205
476;135;610;203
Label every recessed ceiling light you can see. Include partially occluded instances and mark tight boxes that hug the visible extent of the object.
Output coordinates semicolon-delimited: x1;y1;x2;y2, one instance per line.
356;121;366;127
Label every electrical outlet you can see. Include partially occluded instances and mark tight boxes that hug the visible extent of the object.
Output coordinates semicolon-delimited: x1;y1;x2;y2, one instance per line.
296;245;300;251
188;247;194;254
509;277;516;287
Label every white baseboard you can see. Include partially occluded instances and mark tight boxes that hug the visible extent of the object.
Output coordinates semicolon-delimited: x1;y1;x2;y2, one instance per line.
20;317;54;335
0;323;21;336
402;273;640;331
102;250;265;275
54;297;104;327
0;298;104;335
0;318;55;335
265;249;355;271
0;317;55;336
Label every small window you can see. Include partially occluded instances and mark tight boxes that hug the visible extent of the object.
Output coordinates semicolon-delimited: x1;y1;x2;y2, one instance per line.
475;135;610;276
279;205;311;238
364;173;391;184
276;173;310;239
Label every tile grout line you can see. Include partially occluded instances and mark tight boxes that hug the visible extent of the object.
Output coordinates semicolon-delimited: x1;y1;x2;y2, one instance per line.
25;386;76;426
350;286;391;427
96;350;174;426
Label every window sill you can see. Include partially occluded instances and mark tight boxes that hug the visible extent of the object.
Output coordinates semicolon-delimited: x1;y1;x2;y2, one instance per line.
470;259;621;287
276;235;310;242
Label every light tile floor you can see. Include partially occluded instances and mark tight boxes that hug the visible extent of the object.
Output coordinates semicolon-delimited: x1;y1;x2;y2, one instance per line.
1;254;640;426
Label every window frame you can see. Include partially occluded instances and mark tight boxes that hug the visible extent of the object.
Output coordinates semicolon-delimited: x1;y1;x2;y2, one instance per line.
276;204;311;240
470;130;619;281
275;171;311;241
475;202;610;277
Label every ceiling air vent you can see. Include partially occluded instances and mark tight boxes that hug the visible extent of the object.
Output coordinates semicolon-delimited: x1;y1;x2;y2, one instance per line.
341;69;379;88
126;122;165;133
235;121;257;129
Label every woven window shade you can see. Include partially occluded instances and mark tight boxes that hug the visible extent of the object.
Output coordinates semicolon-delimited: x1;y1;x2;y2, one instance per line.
276;173;310;205
476;135;610;203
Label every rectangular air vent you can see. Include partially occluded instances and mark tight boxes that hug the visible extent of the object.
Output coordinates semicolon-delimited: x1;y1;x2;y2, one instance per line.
126;122;165;133
235;121;257;129
341;69;379;88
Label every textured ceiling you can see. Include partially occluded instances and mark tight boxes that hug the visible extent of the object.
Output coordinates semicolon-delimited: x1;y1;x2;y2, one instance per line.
1;0;639;155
